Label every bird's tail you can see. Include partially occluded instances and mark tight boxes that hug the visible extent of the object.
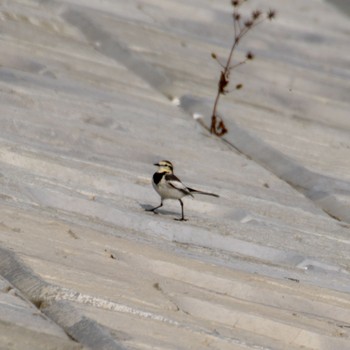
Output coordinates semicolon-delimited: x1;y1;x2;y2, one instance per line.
187;187;219;198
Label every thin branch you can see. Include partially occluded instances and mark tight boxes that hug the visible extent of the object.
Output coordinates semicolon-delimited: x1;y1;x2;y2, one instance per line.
210;3;276;136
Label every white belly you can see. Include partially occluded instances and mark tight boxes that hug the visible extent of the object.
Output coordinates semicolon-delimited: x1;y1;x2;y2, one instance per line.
153;179;187;200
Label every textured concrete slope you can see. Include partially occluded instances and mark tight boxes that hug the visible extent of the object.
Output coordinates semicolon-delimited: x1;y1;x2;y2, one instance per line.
0;0;350;349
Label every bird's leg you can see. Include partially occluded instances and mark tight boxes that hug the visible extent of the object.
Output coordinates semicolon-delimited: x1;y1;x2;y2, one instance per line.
174;199;187;221
146;201;163;214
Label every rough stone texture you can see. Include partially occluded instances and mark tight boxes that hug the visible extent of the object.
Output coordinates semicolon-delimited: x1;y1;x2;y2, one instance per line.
0;0;350;349
0;276;83;350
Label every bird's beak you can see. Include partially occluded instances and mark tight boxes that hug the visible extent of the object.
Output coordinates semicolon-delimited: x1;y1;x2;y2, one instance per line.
153;163;159;166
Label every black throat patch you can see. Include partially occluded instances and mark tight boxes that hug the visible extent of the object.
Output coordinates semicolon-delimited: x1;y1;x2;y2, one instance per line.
153;172;166;185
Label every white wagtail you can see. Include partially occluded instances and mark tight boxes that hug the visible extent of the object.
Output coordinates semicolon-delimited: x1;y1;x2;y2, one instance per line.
146;160;219;221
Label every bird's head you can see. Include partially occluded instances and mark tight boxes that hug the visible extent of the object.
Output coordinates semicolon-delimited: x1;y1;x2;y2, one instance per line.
154;160;174;173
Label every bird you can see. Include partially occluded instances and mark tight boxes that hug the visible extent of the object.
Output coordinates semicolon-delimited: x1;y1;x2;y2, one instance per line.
146;160;219;221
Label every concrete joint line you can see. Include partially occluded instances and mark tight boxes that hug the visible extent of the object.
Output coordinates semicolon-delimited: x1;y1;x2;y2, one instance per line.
0;246;126;350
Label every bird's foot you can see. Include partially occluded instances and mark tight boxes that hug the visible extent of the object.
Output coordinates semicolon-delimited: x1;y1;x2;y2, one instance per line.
174;217;187;221
145;208;158;214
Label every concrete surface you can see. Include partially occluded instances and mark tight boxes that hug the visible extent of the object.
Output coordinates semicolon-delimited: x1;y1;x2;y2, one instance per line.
0;0;350;349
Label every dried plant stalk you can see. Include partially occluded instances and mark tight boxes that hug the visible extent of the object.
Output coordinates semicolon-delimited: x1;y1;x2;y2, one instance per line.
210;1;276;136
